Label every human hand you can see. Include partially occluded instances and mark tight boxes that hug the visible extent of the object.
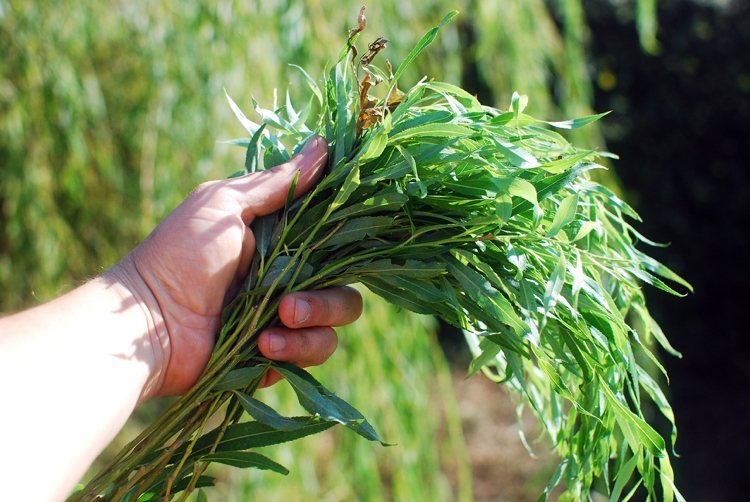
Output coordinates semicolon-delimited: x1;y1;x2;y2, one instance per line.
110;136;362;398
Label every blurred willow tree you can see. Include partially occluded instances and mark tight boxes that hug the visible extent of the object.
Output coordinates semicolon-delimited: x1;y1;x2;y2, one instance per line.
0;0;655;310
1;0;655;499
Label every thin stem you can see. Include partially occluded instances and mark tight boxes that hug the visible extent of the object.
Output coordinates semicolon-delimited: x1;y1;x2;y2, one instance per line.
164;398;221;499
179;375;265;501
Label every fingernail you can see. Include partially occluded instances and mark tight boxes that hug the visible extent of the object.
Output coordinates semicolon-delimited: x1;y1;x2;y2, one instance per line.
294;297;312;326
301;136;323;154
268;332;287;354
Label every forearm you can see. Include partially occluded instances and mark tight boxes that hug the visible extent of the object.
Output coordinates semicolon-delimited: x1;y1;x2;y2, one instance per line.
0;265;160;501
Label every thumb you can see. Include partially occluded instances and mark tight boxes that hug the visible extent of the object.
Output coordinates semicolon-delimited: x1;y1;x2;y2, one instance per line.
225;135;328;222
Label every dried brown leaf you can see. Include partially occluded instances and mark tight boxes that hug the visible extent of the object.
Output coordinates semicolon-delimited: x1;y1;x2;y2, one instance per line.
360;37;389;67
348;6;367;40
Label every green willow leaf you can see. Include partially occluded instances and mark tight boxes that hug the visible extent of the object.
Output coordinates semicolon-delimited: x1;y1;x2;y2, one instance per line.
290;64;322;105
357;129;388;163
244;123;268;173
185;420;336;459
271;361;384;444
636;366;678;450
329;163;360;210
284;170;300;210
328;191;409;222
235;392;310;431
322;216;394;248
542;254;567;320
544;111;611;130
389;10;458;85
388;123;475;143
423;81;483;110
225;89;261;135
252;213;278;259
361;276;436;315
445;259;527;336
600;378;666;456
381;275;447;304
344;259;445;278
144;476;215;501
547;193;579;237
212;366;266;393
468;337;503;377
507;177;538;206
201;452;289;475
491;138;540;168
610;454;639;502
389;110;454;136
259;256;313;289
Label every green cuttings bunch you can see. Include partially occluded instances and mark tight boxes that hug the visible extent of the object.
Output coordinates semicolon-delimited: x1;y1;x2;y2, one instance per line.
75;10;688;502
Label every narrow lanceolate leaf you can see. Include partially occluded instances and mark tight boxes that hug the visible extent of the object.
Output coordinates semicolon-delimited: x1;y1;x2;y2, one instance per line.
389;10;458;84
600;378;666;456
330;163;360;210
343;259;445;279
389;110;453;137
636;366;678;450
491;138;540;168
547;193;579;237
235;392;309;431
184;420;336;459
610;454;639;502
328;191;409;222
289;64;323;105
423;81;483;110
468;337;503;377
445;259;527;336
225;89;261;134
244;123;268;173
321;216;394;248
542;254;567;320
361;276;439;316
259;256;313;289
388;123;475;143
212;366;266;393
357;129;388;163
252;213;277;259
544;111;611;129
141;476;215;500
285;170;300;210
201;452;289;475
507;177;538;206
271;361;384;444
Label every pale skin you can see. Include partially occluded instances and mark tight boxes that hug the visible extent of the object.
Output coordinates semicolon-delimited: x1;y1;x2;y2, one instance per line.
0;136;362;501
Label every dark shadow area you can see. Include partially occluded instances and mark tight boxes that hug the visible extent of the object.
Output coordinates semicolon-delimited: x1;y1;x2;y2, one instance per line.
586;0;750;499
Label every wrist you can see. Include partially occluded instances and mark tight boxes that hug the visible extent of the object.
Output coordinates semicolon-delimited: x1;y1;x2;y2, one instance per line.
104;255;170;403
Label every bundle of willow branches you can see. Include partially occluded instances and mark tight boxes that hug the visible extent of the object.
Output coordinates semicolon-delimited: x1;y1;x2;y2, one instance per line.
74;10;688;501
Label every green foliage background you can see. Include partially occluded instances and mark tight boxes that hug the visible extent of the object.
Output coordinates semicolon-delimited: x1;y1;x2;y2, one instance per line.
0;0;655;499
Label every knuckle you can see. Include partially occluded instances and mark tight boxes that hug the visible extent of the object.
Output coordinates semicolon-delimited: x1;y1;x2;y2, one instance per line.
316;294;333;322
190;180;223;202
294;330;312;356
298;293;328;326
297;327;337;366
268;158;295;176
193;180;217;195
